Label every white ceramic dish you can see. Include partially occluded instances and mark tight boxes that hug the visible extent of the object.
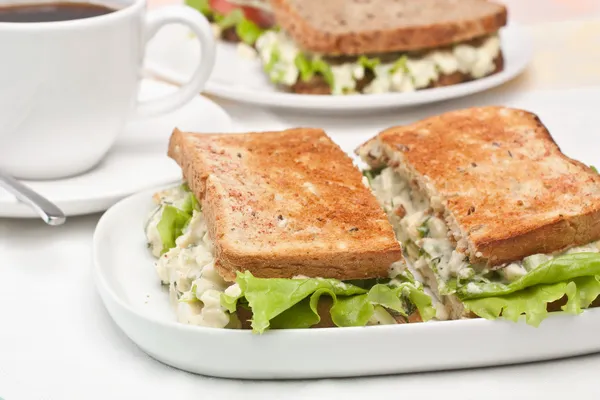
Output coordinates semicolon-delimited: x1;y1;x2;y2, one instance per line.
145;24;533;112
93;186;600;380
94;86;600;379
0;80;232;218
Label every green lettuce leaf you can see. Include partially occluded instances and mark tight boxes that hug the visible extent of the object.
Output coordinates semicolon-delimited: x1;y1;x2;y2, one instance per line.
185;0;212;17
221;272;436;333
214;9;244;29
358;56;380;71
156;205;193;254
179;192;200;215
331;294;374;326
236;18;264;45
289;53;337;88
591;165;598;174
292;54;334;88
312;58;334;87
294;53;314;82
390;55;409;74
264;47;280;74
362;167;383;184
270;297;321;329
369;283;436;322
456;253;600;326
457;253;600;300
155;188;200;254
463;276;600;327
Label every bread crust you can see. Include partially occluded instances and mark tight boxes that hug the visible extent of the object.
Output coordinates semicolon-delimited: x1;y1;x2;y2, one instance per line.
168;128;403;281
269;0;507;55
291;52;504;95
357;107;600;267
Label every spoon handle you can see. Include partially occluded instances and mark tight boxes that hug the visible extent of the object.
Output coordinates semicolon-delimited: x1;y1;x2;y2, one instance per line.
0;172;66;226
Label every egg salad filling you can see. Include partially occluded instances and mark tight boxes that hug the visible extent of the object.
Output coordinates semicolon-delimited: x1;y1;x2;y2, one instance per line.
255;30;501;95
144;184;436;333
365;167;600;326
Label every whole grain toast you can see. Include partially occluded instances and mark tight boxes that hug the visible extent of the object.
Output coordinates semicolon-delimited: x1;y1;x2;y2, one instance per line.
357;106;600;267
168;128;403;281
269;0;507;55
292;52;504;94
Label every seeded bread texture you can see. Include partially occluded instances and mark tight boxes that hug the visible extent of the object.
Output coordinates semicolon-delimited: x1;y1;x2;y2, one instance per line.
269;0;507;55
168;128;403;281
357;107;600;267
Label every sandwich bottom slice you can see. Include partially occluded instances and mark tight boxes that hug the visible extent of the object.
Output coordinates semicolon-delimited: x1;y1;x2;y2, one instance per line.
144;183;436;333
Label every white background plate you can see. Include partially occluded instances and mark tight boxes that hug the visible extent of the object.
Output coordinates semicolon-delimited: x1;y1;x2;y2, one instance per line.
0;80;232;218
93;86;600;379
145;24;532;111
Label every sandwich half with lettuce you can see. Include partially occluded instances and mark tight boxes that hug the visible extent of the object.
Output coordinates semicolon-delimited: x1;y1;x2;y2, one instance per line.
357;106;600;327
188;0;507;95
144;127;435;333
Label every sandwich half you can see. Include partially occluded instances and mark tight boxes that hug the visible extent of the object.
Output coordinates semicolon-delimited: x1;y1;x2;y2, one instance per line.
357;107;600;326
144;128;435;333
254;0;507;95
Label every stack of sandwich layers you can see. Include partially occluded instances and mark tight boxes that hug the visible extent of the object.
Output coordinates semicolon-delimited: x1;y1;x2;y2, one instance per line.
189;0;508;96
357;106;600;325
144;106;600;332
145;128;436;333
257;0;507;95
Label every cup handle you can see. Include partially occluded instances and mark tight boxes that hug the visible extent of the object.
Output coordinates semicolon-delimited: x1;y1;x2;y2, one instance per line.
135;6;216;118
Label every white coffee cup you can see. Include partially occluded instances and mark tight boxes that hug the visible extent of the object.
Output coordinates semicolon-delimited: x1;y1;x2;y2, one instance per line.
0;0;215;180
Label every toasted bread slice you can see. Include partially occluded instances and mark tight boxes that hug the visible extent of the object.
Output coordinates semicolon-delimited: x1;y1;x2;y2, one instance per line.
269;0;507;55
357;107;600;267
168;128;402;281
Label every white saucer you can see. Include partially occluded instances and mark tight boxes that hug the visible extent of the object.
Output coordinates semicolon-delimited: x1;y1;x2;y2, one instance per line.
0;80;232;218
145;23;532;112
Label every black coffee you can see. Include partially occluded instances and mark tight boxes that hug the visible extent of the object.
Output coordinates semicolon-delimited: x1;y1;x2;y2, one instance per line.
0;2;116;22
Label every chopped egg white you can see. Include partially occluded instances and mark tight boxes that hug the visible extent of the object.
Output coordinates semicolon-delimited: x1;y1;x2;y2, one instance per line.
145;186;234;329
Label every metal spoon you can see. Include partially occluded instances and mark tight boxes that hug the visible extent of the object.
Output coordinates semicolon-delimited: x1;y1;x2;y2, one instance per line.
0;170;66;226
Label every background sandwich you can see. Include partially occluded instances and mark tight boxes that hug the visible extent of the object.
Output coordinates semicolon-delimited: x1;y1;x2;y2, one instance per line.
255;0;507;95
144;128;435;333
358;106;600;326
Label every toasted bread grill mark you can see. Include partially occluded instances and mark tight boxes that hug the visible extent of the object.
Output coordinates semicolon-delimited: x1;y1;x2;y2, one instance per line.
269;0;507;55
358;107;600;266
291;52;504;94
168;128;402;281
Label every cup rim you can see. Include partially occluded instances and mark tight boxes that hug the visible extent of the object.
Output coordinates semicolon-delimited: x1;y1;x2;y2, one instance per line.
0;0;146;30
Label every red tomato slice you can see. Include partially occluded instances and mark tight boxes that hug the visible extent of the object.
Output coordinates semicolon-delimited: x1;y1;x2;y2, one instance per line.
209;0;274;28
